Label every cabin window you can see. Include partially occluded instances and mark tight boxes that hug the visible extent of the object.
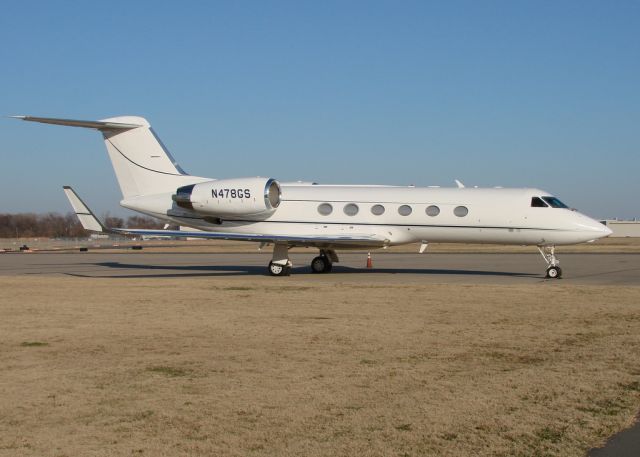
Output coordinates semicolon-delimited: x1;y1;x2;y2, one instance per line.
426;205;440;217
344;203;359;216
371;204;385;216
542;196;569;209
398;205;412;216
454;206;468;217
531;197;548;207
318;203;333;216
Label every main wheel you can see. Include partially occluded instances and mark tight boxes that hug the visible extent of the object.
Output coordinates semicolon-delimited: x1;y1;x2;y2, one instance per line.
269;261;290;276
546;266;562;279
311;256;328;273
311;256;333;273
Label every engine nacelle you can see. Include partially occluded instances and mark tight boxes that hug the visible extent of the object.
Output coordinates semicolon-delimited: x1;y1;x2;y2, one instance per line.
173;177;281;218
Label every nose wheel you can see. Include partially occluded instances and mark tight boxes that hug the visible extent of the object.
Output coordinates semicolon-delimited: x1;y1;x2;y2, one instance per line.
546;265;562;279
538;245;562;279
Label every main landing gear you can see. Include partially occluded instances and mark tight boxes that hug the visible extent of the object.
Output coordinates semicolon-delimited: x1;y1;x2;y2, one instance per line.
537;245;562;279
311;255;331;273
311;250;338;274
267;245;339;276
268;243;292;276
268;261;290;276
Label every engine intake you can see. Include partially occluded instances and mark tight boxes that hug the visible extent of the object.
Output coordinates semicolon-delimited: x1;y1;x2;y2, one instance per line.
173;177;281;219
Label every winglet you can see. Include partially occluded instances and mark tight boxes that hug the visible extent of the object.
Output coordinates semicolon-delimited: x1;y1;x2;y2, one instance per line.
62;186;108;232
455;179;465;188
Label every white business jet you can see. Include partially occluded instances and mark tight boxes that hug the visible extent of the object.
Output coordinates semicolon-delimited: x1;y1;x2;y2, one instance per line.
13;115;611;278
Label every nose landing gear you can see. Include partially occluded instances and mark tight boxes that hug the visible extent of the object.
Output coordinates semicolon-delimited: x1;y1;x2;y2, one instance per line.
537;245;562;279
546;265;562;279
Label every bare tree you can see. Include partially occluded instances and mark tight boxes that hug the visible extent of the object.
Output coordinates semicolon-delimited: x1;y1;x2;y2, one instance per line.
0;212;165;238
126;215;164;229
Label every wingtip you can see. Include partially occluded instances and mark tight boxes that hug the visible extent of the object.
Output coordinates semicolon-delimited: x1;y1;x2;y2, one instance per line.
8;115;26;120
62;185;72;190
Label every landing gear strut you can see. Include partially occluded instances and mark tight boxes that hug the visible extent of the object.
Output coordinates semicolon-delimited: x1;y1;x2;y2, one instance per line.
537;245;562;279
268;243;291;276
310;249;338;274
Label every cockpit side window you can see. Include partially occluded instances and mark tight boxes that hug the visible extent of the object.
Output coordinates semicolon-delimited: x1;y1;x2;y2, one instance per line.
531;197;548;207
542;196;569;208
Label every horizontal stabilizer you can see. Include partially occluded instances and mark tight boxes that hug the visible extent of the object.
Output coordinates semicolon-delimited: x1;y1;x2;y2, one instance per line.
63;186;107;232
12;116;142;130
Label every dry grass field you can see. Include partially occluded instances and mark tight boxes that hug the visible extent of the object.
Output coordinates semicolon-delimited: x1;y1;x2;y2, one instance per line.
1;275;639;456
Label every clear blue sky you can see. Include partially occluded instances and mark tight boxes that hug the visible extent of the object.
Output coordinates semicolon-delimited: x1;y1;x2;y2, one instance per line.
1;1;638;219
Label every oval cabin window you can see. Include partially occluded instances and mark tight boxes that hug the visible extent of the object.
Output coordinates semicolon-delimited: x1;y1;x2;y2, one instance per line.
454;206;469;217
426;205;440;217
371;204;385;216
318;203;333;216
398;205;412;216
344;203;359;216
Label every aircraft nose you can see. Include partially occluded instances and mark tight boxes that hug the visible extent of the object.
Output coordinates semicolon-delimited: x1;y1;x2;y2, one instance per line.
592;220;612;238
576;215;612;238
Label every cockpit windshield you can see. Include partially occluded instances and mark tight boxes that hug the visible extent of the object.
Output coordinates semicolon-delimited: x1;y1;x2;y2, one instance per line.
541;196;569;209
531;197;548;207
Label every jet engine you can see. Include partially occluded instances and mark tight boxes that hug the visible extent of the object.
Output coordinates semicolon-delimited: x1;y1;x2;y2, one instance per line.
172;177;281;219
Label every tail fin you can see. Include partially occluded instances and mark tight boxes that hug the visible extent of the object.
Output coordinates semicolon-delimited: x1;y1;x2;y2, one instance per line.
100;116;192;198
14;115;207;198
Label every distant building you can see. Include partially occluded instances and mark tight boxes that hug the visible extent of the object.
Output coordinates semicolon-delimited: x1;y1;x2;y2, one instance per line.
600;220;640;237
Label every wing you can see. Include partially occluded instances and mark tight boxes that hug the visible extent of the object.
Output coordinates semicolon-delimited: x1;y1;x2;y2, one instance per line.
63;186;388;248
110;227;387;248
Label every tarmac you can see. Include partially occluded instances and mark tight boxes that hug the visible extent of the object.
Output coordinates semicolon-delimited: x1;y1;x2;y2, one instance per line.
589;414;640;457
1;251;639;286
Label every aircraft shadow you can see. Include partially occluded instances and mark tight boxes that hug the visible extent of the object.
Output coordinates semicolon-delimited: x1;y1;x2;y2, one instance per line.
62;261;538;279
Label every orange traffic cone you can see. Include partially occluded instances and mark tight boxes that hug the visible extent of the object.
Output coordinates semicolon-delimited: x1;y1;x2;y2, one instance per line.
366;252;373;268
